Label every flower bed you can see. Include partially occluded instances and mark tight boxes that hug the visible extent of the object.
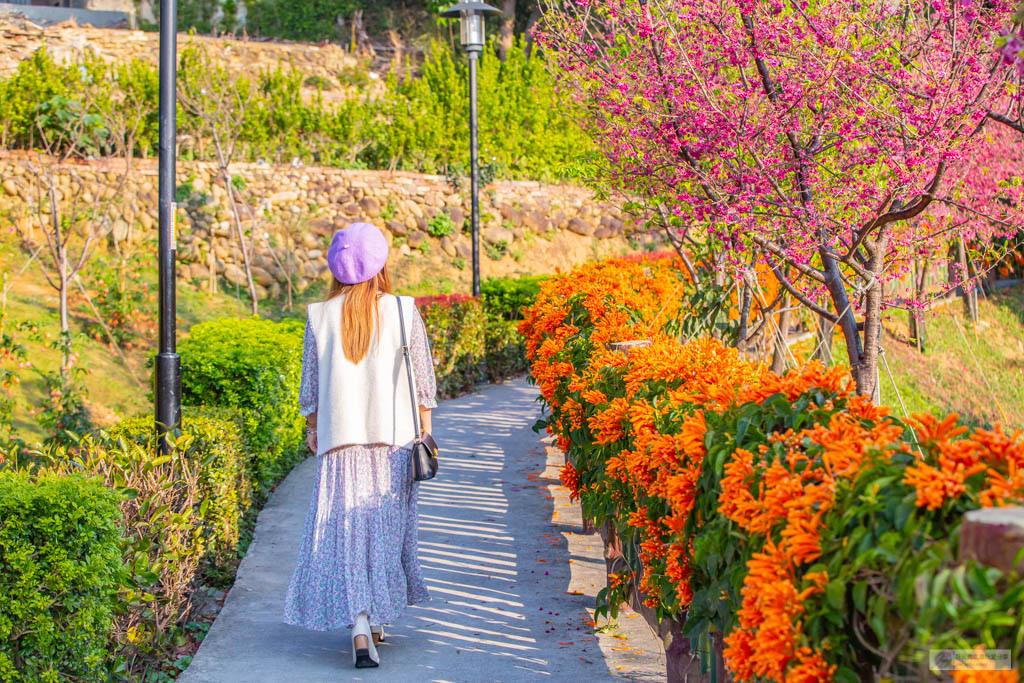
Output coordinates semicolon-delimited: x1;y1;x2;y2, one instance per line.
520;256;1024;682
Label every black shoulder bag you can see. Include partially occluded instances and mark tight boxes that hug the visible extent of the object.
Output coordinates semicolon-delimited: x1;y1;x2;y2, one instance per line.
397;298;439;482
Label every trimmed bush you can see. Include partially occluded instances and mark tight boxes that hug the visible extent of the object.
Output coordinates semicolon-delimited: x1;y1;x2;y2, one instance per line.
179;317;305;490
484;318;529;382
108;406;252;574
414;294;530;396
180;407;253;569
0;471;124;682
480;274;550;321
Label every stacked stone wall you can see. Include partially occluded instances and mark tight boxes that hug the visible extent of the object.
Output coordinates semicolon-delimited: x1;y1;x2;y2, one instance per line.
0;152;642;297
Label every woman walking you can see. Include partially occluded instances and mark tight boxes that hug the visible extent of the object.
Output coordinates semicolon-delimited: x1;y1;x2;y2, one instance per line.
284;222;435;669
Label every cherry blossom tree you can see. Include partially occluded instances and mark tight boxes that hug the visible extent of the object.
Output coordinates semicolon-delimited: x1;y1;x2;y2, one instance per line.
539;0;1021;397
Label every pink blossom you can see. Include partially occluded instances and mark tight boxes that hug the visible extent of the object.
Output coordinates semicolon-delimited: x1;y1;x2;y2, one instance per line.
537;0;1022;394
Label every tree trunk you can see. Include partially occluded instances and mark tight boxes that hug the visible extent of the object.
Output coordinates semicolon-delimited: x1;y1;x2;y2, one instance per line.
855;241;887;403
222;170;259;316
735;275;751;352
57;266;72;388
352;10;373;57
957;238;978;323
818;247;871;395
497;0;517;61
208;248;217;294
909;259;927;352
819;241;884;400
770;297;791;375
388;30;404;79
58;267;69;335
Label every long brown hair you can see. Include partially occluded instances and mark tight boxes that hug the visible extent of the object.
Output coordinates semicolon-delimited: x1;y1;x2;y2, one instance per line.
328;265;393;364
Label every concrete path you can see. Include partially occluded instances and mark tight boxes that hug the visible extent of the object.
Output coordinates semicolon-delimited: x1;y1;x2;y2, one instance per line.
181;378;664;683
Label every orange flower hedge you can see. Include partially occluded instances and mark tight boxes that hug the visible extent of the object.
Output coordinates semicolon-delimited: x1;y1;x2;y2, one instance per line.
521;256;1024;683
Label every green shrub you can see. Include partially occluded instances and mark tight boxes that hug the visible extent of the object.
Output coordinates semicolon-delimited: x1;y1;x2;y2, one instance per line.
484;318;529;382
416;295;487;399
337;65;371;89
180;407;252;570
108;406;252;575
0;471;124;682
426;213;456;238
367;40;592;181
147;0;237;34
0;48;74;150
179;317;305;490
485;240;509;260
480;274;550;321
303;74;336;91
244;0;361;42
415;295;529;396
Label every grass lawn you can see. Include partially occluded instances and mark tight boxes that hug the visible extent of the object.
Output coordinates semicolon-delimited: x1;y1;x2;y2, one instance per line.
793;284;1024;431
2;244;311;441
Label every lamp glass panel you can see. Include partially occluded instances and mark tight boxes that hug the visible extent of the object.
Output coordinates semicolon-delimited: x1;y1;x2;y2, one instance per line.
461;13;485;46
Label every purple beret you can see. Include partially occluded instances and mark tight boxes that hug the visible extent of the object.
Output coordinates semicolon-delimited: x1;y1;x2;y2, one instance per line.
326;223;389;285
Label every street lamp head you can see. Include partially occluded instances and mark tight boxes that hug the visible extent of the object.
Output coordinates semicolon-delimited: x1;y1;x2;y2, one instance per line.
440;1;501;50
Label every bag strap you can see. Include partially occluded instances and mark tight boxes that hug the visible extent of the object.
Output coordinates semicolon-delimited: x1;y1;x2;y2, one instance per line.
396;296;422;444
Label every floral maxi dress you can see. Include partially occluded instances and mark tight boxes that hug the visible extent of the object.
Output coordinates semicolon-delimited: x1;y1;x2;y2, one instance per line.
283;306;435;631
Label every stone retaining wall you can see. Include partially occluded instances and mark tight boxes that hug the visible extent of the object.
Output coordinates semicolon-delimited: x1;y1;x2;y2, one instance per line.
0;152;642;297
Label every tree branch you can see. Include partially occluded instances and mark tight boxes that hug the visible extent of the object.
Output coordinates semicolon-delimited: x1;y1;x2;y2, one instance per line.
771;265;838;322
750;234;827;284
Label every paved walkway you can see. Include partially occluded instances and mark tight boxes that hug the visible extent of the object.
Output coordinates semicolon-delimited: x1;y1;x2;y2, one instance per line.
181;378;664;682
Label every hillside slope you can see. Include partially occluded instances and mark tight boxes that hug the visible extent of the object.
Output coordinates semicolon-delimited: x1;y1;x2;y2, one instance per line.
879;286;1024;430
5;247;265;440
793;285;1024;430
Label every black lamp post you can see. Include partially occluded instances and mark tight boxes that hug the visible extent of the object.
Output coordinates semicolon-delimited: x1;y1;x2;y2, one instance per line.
156;0;181;451
440;1;500;298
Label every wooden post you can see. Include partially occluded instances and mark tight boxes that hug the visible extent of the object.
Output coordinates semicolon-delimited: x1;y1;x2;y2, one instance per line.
566;450;598;535
959;507;1024;573
609;340;653;353
597;520;712;681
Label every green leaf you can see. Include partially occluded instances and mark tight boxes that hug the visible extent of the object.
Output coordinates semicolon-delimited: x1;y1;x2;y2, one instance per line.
835;667;860;683
826;580;845;610
853;580;868;613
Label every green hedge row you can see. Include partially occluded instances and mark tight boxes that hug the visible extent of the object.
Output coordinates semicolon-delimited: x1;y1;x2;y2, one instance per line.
0;472;124;682
414;292;531;398
110;407;253;574
179;317;306;490
480;274;550;321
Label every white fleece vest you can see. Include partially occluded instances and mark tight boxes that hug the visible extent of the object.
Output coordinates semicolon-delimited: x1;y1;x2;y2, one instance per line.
308;294;418;454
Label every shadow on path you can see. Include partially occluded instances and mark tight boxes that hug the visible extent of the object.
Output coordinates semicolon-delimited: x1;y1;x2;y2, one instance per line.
181;378;663;682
